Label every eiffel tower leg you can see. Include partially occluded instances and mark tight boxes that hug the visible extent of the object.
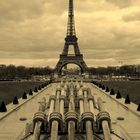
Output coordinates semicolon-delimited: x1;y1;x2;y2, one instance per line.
74;44;80;55
64;65;67;70
62;44;69;55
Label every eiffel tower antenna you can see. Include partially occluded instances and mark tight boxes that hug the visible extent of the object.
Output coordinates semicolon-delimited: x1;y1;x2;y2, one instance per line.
55;0;88;73
67;0;76;36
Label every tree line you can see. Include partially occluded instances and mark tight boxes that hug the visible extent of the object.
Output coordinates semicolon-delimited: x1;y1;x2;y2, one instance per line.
88;65;140;77
0;65;53;80
0;64;139;80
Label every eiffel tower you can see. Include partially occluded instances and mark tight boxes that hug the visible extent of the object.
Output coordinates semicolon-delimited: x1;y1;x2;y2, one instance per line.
55;0;88;73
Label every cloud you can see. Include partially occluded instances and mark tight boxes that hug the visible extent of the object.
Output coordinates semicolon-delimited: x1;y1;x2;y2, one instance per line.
106;0;131;8
0;0;140;67
122;11;140;22
0;0;46;24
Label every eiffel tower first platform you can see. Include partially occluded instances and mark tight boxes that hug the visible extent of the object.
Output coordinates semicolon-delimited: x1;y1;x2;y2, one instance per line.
55;0;88;73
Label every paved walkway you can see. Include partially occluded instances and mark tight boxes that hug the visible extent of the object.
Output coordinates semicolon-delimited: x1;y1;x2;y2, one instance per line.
0;82;140;140
0;84;56;140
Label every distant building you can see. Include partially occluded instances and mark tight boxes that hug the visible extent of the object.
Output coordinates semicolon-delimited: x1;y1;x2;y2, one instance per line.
31;75;50;81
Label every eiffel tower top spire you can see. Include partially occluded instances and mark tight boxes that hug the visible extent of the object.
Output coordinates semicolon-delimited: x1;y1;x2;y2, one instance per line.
67;0;76;36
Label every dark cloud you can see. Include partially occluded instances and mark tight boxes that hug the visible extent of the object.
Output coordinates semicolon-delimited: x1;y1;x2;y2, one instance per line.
0;0;46;25
122;11;140;22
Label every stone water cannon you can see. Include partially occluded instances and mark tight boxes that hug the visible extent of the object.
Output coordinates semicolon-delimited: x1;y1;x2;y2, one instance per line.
69;80;74;88
56;85;61;92
32;98;48;140
81;112;94;132
64;81;69;92
56;87;61;98
65;80;69;86
64;82;79;140
49;86;70;140
74;80;80;93
82;87;89;95
96;97;112;140
64;83;68;92
49;112;63;133
87;89;97;109
47;95;56;109
60;80;65;88
64;111;79;132
61;88;66;97
83;83;87;89
80;80;84;87
96;111;111;132
77;87;95;140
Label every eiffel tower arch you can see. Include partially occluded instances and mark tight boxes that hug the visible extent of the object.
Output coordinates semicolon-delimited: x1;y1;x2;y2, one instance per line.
55;0;88;73
55;54;87;73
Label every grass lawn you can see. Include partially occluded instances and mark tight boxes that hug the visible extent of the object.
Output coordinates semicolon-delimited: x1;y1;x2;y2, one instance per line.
0;81;44;105
102;81;140;105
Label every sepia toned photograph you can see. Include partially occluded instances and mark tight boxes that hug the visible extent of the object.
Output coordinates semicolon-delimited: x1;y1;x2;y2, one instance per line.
0;0;140;139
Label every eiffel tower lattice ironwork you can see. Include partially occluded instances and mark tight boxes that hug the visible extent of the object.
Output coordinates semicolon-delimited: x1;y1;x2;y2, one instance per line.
55;0;88;73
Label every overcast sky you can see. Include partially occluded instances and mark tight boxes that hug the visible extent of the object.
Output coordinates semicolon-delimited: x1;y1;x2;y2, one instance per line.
0;0;140;68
